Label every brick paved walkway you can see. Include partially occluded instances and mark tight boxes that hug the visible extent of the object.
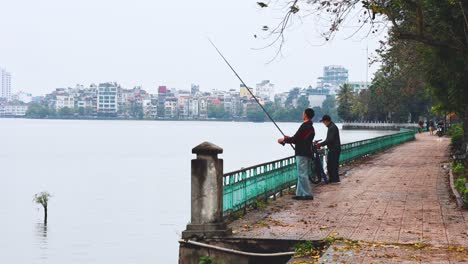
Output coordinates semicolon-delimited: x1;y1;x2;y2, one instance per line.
229;134;468;263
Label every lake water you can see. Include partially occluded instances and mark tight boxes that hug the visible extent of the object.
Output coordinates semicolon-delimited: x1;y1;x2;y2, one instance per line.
0;119;394;264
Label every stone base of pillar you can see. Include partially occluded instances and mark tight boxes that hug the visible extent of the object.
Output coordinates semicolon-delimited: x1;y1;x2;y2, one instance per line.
182;223;232;240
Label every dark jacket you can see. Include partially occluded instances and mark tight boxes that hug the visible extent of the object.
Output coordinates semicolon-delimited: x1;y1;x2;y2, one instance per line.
321;122;341;151
284;120;315;157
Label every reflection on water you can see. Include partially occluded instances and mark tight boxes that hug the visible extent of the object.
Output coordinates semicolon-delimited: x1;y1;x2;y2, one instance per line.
35;223;48;239
35;223;49;261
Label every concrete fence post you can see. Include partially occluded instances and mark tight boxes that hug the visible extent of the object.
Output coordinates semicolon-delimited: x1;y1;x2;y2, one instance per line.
181;142;232;239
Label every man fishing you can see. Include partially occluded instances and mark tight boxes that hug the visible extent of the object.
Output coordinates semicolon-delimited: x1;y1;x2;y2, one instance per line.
316;115;341;184
208;39;317;196
277;108;315;200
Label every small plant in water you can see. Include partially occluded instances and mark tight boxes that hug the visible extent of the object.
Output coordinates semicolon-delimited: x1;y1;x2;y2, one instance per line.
34;192;51;225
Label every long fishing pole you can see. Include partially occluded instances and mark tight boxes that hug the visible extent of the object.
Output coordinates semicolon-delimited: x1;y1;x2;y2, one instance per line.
208;38;294;150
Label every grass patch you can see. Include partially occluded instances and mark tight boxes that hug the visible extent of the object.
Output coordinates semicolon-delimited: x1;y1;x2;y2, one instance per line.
198;256;224;264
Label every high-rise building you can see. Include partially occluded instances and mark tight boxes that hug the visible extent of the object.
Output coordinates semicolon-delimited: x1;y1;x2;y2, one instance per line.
0;104;28;116
56;94;75;110
347;81;370;93
317;65;349;93
256;80;275;102
97;83;118;115
307;86;330;108
191;84;200;95
12;91;33;103
239;84;254;99
157;85;167;118
0;68;12;101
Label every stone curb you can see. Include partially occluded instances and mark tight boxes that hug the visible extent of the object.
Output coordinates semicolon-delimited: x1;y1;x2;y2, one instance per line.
448;168;465;208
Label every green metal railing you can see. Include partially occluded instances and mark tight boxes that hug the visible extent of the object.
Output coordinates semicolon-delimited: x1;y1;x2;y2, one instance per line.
222;129;416;216
223;156;299;215
338;129;415;165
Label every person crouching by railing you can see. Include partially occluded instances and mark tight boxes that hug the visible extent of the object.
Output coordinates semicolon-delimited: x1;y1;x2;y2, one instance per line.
277;108;316;200
316;115;342;184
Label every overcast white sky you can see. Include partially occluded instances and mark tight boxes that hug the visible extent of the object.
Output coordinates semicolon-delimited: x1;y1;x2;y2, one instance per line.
0;0;385;95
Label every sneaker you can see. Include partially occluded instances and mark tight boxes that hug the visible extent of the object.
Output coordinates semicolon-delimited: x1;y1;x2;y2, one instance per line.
292;195;314;200
329;182;341;185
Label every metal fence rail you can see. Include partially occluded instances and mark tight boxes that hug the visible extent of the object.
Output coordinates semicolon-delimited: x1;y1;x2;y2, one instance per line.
222;130;416;216
339;130;415;164
343;121;419;128
223;156;299;215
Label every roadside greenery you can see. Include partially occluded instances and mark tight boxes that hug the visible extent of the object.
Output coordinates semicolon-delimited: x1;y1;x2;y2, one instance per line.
454;177;468;205
198;256;224;264
448;123;464;149
247;96;340;123
294;241;322;258
259;0;468;148
454;163;465;175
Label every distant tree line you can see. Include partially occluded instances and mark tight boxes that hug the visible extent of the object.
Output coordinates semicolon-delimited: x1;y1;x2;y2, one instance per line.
26;104;98;118
336;82;432;123
26;102;145;119
244;95;340;123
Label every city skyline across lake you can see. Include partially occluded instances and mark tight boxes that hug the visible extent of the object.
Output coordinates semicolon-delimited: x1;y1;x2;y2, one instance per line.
0;1;379;96
1;64;369;121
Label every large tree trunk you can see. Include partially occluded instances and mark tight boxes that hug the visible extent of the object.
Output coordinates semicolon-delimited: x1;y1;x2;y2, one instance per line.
464;105;468;154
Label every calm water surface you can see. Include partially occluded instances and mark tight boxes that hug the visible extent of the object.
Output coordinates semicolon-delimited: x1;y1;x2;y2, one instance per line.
0;119;393;263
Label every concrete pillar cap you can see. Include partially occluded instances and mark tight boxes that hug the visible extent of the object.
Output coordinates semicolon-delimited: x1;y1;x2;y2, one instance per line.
192;142;223;155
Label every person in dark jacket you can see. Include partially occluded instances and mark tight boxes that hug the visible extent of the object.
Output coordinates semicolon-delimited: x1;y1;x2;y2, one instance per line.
277;108;315;200
316;115;341;184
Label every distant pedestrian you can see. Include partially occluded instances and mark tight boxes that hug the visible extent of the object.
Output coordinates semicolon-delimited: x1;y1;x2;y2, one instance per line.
316;115;341;184
429;120;435;135
437;120;445;136
278;108;315;200
418;120;424;133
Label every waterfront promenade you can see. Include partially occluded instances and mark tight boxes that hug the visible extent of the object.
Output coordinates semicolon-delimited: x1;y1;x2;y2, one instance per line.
229;134;468;262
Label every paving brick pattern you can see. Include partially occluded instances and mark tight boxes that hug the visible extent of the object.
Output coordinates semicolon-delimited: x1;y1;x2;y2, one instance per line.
229;134;468;262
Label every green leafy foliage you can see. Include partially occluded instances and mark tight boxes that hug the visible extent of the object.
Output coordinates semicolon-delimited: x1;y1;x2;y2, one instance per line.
454;163;465;175
448;123;464;147
58;107;73;117
253;200;267;209
246;108;266;122
455;177;466;193
227;210;244;221
264;0;468;145
26;103;56;118
34;191;51;224
294;241;319;257
34;192;51;208
198;256;223;264
454;177;468;204
321;96;340;122
463;189;468;204
207;104;229;119
336;84;356;122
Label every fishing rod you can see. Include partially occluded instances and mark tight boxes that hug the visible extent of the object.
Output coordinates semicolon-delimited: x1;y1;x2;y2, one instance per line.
208;38;294;150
